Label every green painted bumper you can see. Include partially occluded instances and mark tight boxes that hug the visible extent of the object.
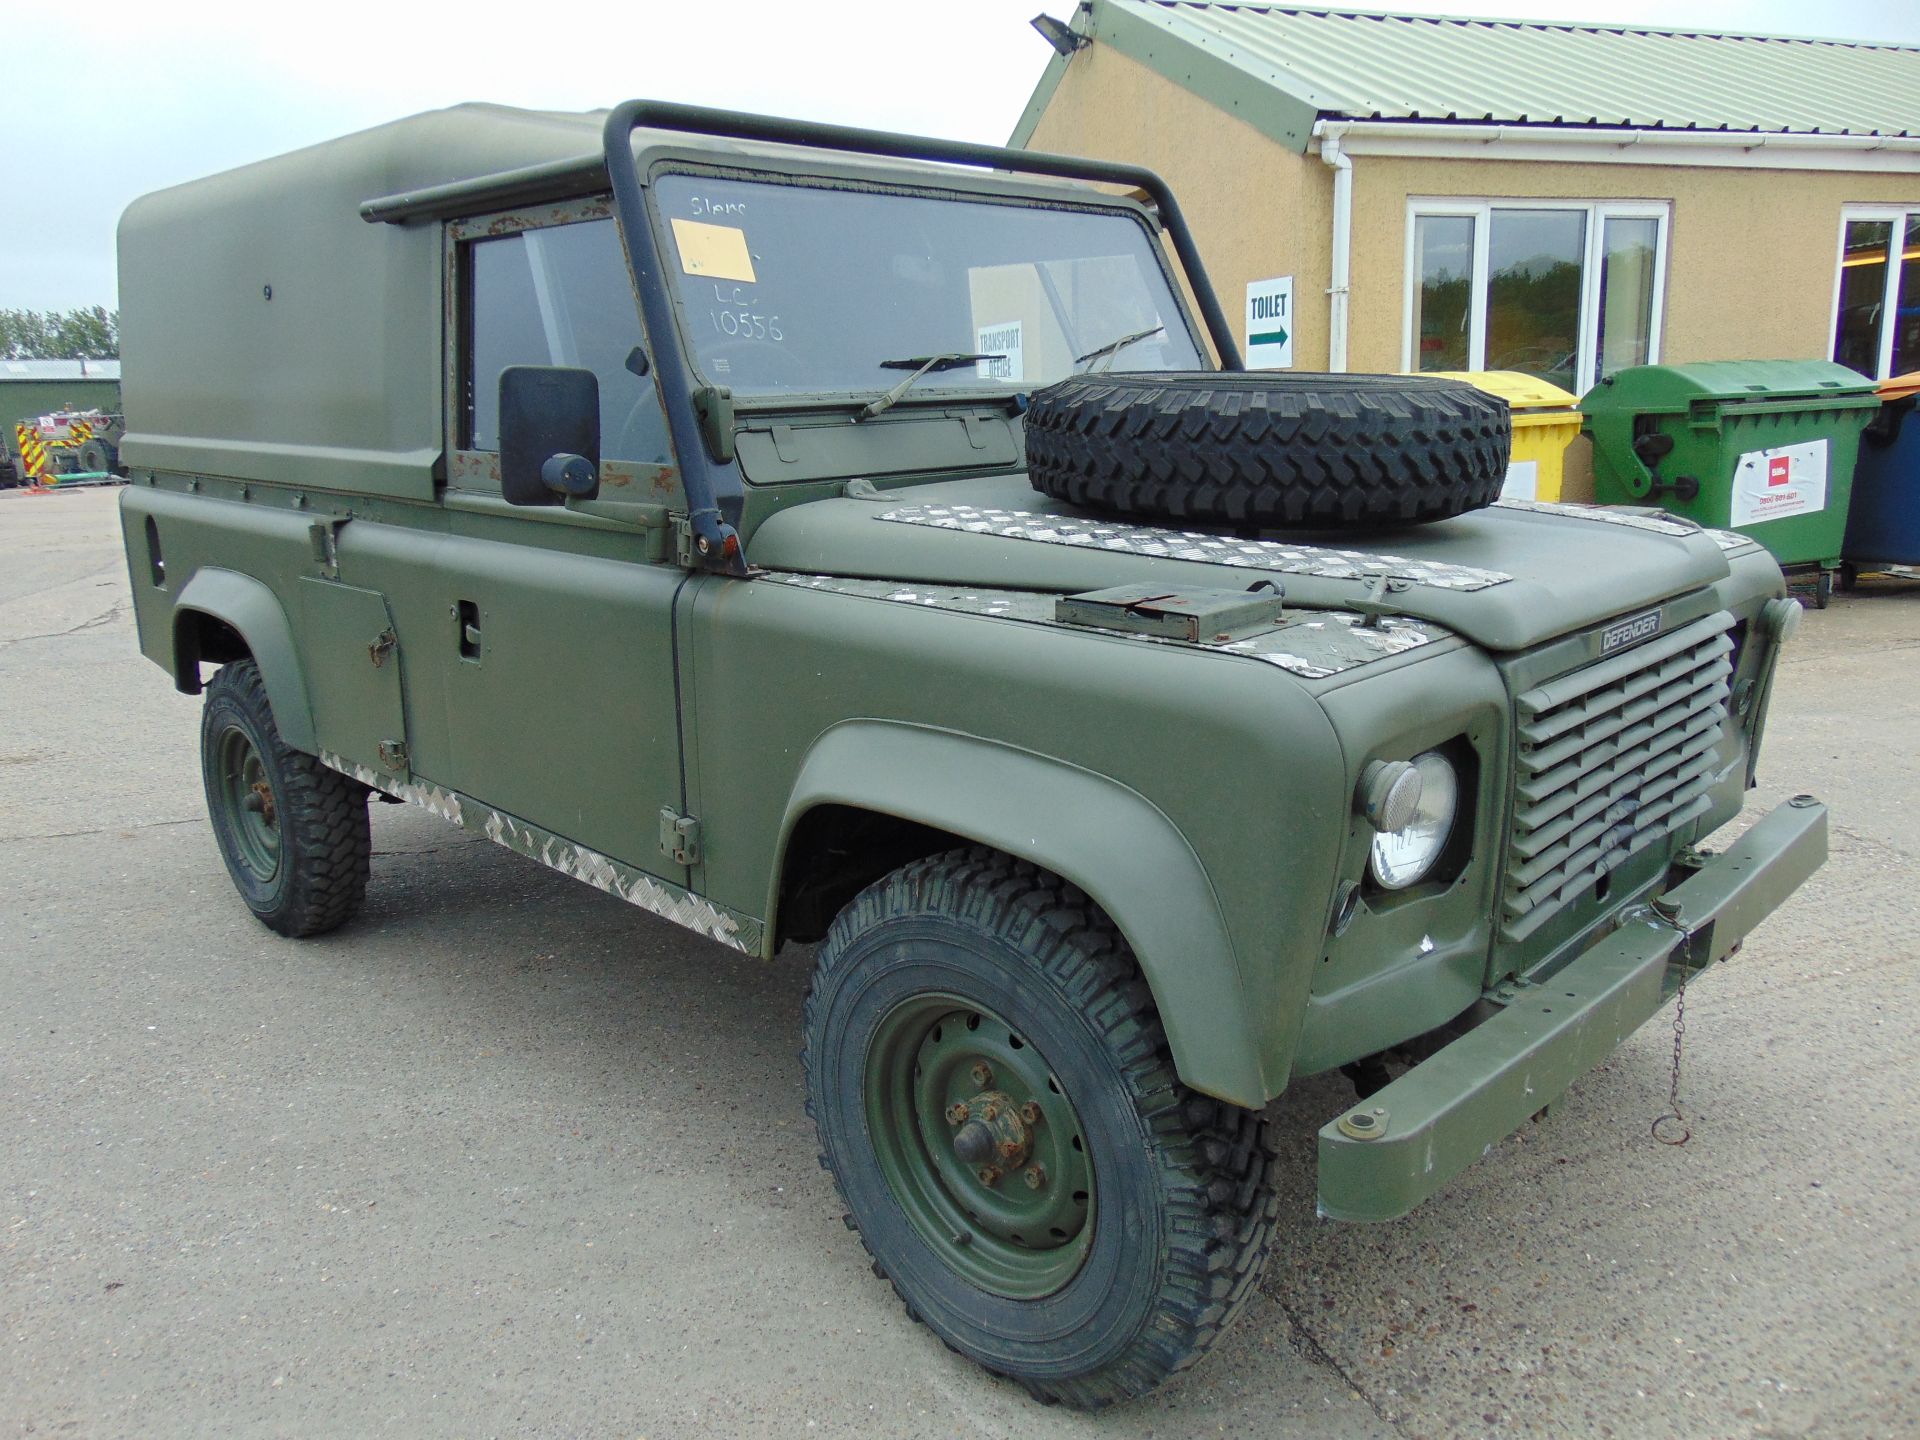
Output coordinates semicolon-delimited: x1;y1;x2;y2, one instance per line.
1318;797;1828;1223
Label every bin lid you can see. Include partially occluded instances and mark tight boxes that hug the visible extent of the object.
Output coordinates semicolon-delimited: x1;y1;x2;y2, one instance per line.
1878;371;1920;402
1425;370;1578;411
1580;359;1879;415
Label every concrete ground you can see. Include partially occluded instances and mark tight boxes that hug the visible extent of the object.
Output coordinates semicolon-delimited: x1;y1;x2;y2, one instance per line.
2;487;1914;1440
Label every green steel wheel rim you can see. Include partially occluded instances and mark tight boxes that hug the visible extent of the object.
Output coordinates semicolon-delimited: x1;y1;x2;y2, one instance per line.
865;993;1094;1299
217;724;281;883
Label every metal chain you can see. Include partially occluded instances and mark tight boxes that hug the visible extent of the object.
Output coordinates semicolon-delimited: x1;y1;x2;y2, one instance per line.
1651;974;1691;1146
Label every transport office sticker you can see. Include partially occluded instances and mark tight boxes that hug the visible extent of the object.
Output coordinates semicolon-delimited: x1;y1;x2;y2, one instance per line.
1731;438;1828;526
975;321;1023;382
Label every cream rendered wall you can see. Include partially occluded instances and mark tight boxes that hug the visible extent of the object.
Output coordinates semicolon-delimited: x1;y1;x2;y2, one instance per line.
1346;158;1920;496
1345;155;1920;374
1028;49;1920;499
1025;45;1334;369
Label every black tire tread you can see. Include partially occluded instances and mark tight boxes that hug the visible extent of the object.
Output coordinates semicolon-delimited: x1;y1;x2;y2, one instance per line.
1024;370;1511;529
203;659;371;938
803;847;1282;1409
76;437;116;474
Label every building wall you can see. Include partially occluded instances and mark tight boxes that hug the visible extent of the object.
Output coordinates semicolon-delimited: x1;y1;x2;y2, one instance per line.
1028;48;1920;499
1345;158;1920;496
1344;155;1920;375
0;379;122;429
1026;44;1333;368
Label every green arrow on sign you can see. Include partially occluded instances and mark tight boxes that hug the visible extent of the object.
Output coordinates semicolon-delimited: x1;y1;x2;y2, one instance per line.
1249;327;1289;347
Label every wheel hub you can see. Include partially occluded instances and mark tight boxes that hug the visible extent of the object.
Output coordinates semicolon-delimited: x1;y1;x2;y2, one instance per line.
864;995;1095;1299
217;725;281;882
948;1089;1034;1177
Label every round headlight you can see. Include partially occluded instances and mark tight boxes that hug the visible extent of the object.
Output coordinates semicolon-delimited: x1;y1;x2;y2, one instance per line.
1369;751;1459;890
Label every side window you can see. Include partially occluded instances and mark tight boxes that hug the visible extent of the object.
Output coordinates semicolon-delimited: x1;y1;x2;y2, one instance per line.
465;217;672;464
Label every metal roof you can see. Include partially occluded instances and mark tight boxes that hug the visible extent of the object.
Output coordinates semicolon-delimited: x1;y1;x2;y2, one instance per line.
1014;1;1920;148
0;359;120;381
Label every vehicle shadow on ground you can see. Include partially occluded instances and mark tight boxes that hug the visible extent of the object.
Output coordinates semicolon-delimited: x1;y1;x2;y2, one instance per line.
313;804;1411;1430
121;795;1898;1438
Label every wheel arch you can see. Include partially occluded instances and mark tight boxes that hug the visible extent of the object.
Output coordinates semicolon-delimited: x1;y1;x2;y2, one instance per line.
171;568;318;754
771;719;1271;1108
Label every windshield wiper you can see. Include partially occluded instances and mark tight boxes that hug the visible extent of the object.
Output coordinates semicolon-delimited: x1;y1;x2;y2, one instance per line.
855;352;1005;421
1075;324;1165;374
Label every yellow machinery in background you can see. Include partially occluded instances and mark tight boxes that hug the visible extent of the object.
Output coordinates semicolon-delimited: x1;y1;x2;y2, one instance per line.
6;409;124;488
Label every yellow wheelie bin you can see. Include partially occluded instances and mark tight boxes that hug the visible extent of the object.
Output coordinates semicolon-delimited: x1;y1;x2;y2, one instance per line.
1426;371;1583;501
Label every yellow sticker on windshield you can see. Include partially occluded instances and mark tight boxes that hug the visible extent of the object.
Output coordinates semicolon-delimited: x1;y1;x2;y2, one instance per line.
670;218;757;283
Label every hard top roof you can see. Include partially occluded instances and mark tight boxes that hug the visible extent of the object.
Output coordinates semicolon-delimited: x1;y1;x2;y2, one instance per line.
138;101;1110;228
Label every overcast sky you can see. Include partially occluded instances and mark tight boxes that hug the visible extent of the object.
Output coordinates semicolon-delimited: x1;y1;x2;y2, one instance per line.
4;0;1916;312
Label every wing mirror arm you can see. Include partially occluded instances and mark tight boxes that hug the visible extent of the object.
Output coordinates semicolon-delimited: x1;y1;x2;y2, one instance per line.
540;453;598;497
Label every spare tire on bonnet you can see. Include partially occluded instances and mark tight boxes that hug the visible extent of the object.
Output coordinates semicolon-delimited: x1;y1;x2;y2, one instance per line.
1023;371;1511;529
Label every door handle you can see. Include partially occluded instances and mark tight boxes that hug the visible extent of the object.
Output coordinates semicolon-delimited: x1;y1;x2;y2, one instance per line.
456;600;481;660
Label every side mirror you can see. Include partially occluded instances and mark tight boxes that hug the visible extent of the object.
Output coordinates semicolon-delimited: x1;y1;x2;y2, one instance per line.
499;365;600;506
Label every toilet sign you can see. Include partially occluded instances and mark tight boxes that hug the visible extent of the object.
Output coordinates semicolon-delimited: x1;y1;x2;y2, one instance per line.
1245;276;1293;369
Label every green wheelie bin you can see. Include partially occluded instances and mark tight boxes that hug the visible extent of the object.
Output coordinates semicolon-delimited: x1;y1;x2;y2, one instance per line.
1582;360;1880;606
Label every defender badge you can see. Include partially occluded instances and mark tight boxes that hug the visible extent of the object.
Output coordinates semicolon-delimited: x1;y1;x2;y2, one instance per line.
1600;610;1663;655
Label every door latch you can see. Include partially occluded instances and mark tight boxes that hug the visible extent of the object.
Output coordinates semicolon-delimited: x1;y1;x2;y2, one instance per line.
308;515;350;576
368;628;398;668
659;808;702;866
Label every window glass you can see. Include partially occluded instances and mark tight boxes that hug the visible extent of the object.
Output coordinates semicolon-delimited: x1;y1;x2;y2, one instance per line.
467;218;671;464
1596;217;1658;379
1485;209;1585;393
1408;203;1668;393
1412;214;1473;372
1892;214;1920;377
652;173;1201;397
1833;218;1893;377
966;253;1180;384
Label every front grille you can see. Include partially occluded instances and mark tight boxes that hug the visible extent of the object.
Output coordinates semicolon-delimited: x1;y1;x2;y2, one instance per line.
1501;610;1736;943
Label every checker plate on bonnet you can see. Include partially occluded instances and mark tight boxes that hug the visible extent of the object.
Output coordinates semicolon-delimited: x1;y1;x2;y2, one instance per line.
875;505;1514;591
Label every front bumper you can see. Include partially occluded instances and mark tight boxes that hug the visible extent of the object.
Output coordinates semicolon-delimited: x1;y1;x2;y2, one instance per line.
1317;797;1827;1223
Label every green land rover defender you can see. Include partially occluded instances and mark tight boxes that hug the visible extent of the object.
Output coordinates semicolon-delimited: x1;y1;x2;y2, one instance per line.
117;101;1825;1407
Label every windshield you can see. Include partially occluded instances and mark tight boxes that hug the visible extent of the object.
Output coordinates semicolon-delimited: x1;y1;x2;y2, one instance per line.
654;172;1203;399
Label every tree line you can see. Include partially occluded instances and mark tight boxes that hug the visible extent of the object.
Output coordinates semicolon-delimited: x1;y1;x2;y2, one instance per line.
0;307;119;360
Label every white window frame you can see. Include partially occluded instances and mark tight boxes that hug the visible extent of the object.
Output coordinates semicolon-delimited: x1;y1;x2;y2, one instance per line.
1830;204;1920;380
1401;198;1671;394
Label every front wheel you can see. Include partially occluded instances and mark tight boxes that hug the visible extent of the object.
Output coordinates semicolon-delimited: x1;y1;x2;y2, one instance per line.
803;850;1281;1408
200;658;371;937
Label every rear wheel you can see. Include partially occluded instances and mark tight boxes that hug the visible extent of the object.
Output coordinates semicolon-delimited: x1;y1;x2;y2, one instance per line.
200;659;370;937
803;849;1281;1408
